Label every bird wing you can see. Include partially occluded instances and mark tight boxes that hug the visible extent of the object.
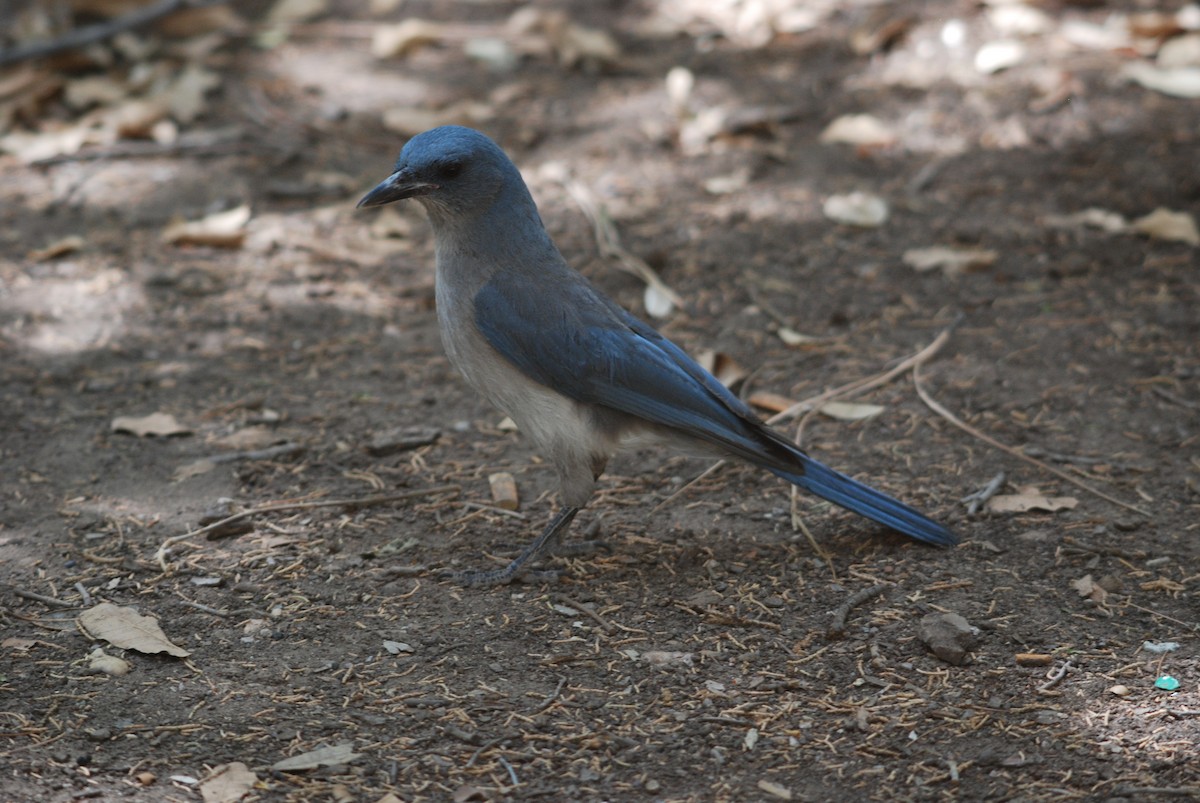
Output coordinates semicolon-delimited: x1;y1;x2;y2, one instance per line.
474;272;957;548
473;274;797;470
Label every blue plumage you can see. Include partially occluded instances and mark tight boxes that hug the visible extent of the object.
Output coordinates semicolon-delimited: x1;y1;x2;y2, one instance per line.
359;126;956;584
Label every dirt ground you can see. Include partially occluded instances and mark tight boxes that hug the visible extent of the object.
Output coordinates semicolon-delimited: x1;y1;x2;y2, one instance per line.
1;1;1198;801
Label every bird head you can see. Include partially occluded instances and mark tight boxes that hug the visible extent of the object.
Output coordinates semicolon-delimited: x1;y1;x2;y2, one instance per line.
357;126;519;221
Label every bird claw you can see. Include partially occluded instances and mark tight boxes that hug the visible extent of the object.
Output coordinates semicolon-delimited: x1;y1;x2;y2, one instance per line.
438;566;562;587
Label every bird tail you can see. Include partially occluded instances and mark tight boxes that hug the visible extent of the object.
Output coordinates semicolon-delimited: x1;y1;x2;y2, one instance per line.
768;454;957;546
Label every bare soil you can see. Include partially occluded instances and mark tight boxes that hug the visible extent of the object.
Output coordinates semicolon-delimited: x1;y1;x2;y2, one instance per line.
1;2;1197;801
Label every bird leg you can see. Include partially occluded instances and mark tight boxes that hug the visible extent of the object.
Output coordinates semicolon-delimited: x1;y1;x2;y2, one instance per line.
443;506;582;586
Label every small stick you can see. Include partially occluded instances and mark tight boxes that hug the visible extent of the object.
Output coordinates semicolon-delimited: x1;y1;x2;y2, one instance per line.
497;756;519;787
562;178;683;309
73;583;93;607
961;472;1006;516
0;0;227;67
528;676;568;715
827;583;887;637
155;485;459;570
551;594;614;633
913;365;1150;516
1037;660;1072;693
7;587;76;609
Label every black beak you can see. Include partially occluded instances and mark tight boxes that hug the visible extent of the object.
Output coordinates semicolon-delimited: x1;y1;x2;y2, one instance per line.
356;169;437;208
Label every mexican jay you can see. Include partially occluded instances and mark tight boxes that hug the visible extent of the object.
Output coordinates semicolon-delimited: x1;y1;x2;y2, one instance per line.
358;126;955;585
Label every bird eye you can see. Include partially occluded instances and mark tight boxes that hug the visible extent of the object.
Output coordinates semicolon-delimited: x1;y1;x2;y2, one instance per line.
439;161;463;179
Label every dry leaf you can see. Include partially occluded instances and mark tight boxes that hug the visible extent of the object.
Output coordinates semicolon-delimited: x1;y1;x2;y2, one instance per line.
1122;62;1200;98
1158;33;1200;69
1072;574;1108;605
1130;207;1200;245
163;205;251;248
748;391;797;414
372;19;446;59
643;283;675;318
902;246;997;276
987;487;1078;513
199;762;257;803
266;0;330;25
112;412;192;437
823;192;888;227
2;637;38;651
695;350;747;390
776;327;817;347
757;779;793;801
272;743;362;772
642;650;694;667
819;114;896;148
975;40;1026;74
819;401;884;421
381;101;493;137
1042;208;1128;233
29;235;85;261
159;64;221;124
212;426;279;451
704;169;751;195
507;8;619;69
174;458;216;481
77;603;191;657
87;648;131;676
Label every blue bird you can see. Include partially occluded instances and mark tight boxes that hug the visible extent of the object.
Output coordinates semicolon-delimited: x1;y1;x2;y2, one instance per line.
359;126;956;585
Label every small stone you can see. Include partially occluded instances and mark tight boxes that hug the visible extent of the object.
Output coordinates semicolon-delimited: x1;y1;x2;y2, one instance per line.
1108;685;1131;696
916;612;980;666
644;779;661;792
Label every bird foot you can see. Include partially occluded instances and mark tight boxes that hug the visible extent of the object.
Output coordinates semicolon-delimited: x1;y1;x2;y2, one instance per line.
438;566;562;587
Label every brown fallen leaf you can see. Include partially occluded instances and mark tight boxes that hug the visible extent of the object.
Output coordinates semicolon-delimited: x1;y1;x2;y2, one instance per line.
696;350;748;390
29;235;85;261
372;18;446;59
748;391;797;414
902;246;998;276
819;113;897;148
1072;574;1108;605
819;401;885;421
271;743;361;772
198;761;257;803
163;205;251;248
77;602;191;657
1130;207;1200;245
987;486;1078;513
112;412;192;437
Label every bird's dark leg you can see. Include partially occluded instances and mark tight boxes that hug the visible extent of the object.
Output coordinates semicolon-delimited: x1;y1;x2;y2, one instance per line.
443;506;581;586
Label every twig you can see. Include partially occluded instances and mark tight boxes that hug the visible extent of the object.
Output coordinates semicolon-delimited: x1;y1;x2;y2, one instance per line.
73;583;93;607
1037;659;1072;693
204;442;305;465
0;0;228;67
7;586;77;609
913;365;1151;516
561;178;683;310
497;756;519;787
31;127;246;166
771;319;958;426
960;472;1006;516
465;736;507;768
656;324;957;514
155;485;460;570
827;583;887;637
528;676;568;715
550;594;614;633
